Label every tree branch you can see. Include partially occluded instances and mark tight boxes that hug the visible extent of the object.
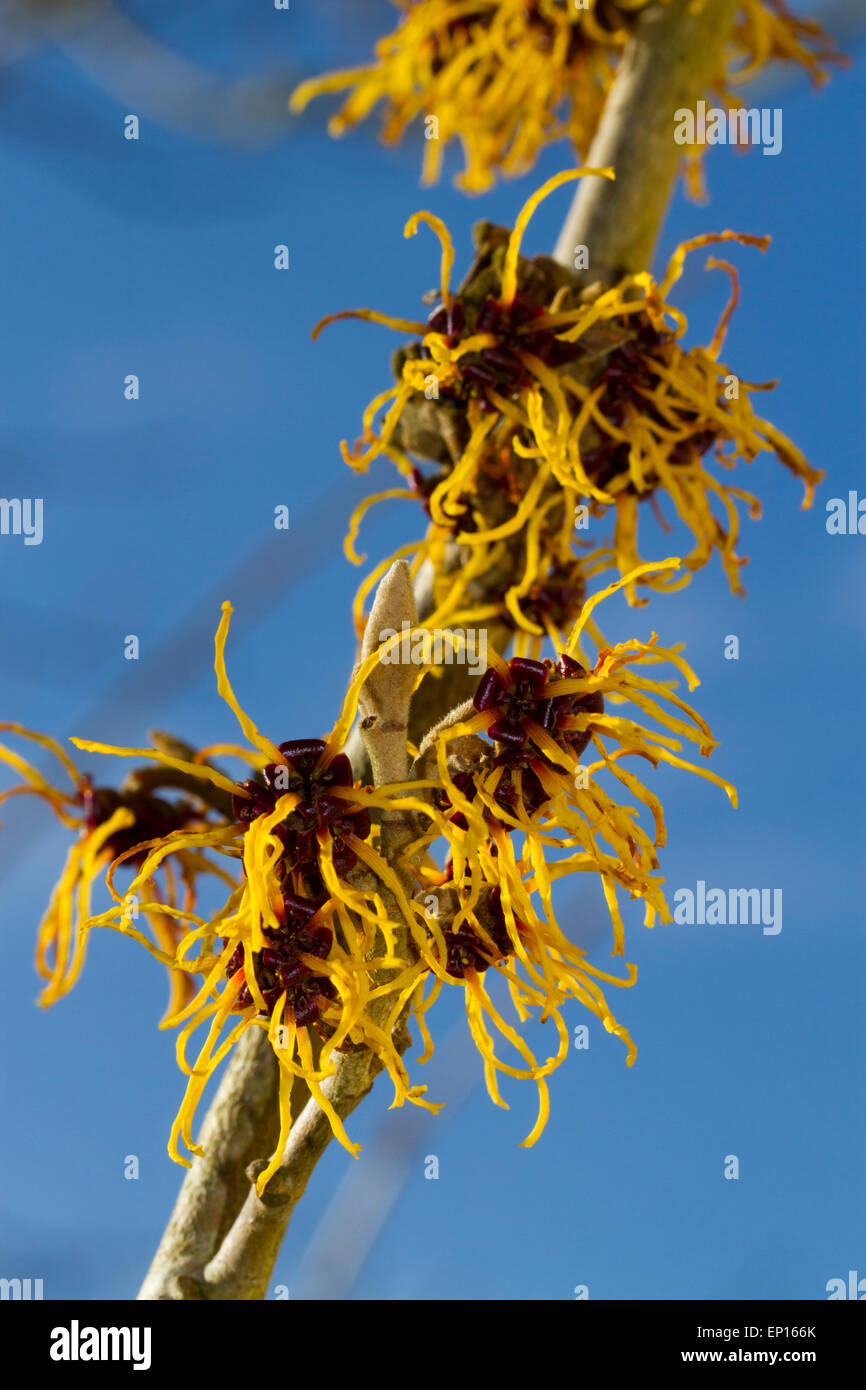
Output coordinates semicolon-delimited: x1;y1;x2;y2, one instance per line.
199;1022;404;1300
137;0;740;1300
138;1027;279;1300
554;0;740;279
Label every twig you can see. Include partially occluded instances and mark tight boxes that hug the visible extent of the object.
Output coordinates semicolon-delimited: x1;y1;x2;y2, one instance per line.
138;1028;279;1300
200;1022;405;1300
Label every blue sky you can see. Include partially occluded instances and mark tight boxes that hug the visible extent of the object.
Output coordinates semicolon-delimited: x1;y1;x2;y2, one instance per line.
0;1;863;1300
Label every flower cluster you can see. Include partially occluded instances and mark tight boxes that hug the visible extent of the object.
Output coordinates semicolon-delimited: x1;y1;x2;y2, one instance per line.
6;560;740;1163
70;604;446;1190
396;567;737;1141
291;0;842;194
291;0;625;193
326;172;820;664
0;723;229;1012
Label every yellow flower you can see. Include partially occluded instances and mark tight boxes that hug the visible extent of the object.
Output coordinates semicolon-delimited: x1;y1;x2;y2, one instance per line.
291;0;842;193
78;603;442;1192
291;0;624;193
0;722;228;1011
728;0;844;90
320;171;820;630
61;574;735;1163
400;563;737;1144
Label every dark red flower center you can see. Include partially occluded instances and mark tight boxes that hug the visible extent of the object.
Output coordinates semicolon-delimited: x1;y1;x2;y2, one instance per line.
232;739;369;877
226;890;337;1025
80;776;196;865
438;888;519;978
582;312;721;490
423;291;585;413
